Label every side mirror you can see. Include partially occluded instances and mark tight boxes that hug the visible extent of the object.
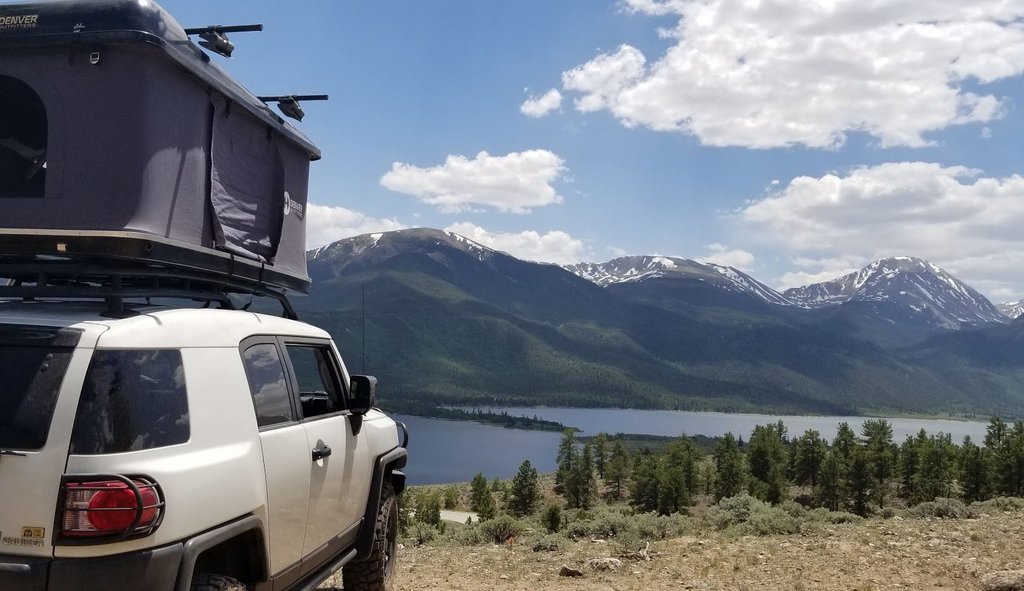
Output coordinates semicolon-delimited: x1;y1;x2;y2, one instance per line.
350;375;377;415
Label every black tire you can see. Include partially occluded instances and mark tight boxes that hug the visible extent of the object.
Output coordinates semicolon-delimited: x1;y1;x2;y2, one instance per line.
343;483;398;591
190;573;247;591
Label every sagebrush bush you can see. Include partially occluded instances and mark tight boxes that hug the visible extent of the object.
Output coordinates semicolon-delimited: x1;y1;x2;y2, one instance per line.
910;498;978;519
807;507;863;524
404;522;438;546
973;496;1024;513
742;505;801;536
711;494;767;530
478;514;523;544
532;533;567;552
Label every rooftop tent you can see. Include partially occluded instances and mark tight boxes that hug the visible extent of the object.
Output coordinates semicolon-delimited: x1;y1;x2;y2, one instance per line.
0;0;319;293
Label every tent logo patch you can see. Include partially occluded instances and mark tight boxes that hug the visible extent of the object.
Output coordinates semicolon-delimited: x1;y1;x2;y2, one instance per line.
0;14;38;30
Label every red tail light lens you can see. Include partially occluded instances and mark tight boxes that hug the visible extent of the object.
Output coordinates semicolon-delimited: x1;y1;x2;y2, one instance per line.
60;476;163;542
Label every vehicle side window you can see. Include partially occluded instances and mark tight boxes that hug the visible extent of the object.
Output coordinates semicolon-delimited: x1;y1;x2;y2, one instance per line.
242;343;295;427
70;350;189;454
285;344;343;419
0;75;47;198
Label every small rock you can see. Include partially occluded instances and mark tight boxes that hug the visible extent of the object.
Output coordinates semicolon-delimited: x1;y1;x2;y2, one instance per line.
559;565;584;578
981;570;1024;591
588;558;623;572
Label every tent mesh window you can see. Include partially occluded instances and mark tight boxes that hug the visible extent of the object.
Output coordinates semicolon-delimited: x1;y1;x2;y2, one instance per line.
0;76;47;198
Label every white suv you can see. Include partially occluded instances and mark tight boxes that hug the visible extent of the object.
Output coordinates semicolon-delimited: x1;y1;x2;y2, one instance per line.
0;302;407;591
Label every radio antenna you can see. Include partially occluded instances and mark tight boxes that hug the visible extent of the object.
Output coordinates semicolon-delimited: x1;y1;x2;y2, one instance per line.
361;282;366;374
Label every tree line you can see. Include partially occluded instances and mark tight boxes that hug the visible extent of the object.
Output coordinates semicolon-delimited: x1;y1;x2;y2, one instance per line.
552;417;1024;516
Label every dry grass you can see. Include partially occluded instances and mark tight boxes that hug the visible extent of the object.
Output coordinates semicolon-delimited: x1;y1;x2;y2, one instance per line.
321;509;1024;590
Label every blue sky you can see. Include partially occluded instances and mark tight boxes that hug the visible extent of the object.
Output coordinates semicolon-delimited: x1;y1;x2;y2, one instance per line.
159;1;1024;300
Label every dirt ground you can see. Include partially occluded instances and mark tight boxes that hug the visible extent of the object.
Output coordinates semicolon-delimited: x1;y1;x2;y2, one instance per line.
321;510;1024;590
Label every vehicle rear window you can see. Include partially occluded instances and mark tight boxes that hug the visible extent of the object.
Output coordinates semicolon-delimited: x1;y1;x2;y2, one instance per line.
70;349;189;454
0;325;80;450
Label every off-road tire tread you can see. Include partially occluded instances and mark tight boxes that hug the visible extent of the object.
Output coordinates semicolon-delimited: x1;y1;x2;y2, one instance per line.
190;572;247;591
342;483;397;591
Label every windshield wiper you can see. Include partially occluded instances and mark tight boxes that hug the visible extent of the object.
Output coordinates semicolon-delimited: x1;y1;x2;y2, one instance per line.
0;449;27;458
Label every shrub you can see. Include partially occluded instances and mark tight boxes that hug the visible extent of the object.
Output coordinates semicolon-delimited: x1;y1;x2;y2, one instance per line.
973;497;1024;513
532;533;567;552
405;522;438;546
742;506;801;536
710;494;766;530
910;498;978;519
479;514;523;544
807;507;863;524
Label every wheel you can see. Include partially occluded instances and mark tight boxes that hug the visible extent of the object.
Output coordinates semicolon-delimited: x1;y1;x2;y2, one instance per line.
343;483;398;591
190;573;247;591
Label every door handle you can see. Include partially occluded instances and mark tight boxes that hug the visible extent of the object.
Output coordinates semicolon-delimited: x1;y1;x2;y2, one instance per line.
312;444;332;461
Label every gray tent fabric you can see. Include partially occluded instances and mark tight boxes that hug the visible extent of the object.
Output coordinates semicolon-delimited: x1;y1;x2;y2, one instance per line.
0;0;318;292
210;95;285;262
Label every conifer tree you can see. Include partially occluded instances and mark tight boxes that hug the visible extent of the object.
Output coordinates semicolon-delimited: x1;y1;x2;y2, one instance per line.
792;429;827;488
747;422;788;504
714;432;745;500
594;432;609;479
629;449;660;512
555;429;578;490
605;440;630;500
470;472;497;521
815;450;843;511
861;419;896;508
959;436;992;503
508;459;540;517
847;447;872;515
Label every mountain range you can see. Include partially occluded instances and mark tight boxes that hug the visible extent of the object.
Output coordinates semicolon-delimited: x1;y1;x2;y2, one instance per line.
297;228;1024;418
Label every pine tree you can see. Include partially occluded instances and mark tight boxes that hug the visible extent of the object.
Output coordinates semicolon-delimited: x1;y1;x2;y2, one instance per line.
594;432;609;479
792;429;827;488
898;432;923;502
747;422;788;504
714;432;745;500
861;419;896;509
605;440;630;500
555;429;578;490
508;460;540;517
815;450;843;511
629;450;660;513
915;432;956;502
847;447;872;515
959;436;992;503
470;472;490;512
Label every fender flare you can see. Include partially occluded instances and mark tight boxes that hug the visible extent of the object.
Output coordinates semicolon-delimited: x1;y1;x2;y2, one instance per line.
173;515;268;591
355;445;408;559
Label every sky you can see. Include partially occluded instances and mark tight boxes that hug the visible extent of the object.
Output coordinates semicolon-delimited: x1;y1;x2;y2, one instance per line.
153;1;1024;301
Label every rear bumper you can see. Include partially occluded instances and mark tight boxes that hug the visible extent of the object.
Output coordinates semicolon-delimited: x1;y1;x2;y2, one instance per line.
0;543;183;591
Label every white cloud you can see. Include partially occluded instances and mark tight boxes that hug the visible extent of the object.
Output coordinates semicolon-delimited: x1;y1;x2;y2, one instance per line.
445;222;589;264
555;0;1024;149
305;203;406;249
380;150;567;214
699;243;755;272
739;162;1024;296
520;89;563;118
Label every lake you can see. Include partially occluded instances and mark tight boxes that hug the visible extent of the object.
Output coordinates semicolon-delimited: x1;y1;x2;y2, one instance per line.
396;408;992;485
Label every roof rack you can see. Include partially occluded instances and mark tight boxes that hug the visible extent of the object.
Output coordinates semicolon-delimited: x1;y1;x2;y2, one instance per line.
0;257;298;320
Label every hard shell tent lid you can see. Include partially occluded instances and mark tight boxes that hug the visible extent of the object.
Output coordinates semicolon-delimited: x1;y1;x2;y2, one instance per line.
0;0;320;293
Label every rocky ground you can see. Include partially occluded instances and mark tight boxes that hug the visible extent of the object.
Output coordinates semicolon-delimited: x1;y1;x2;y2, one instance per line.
321;510;1024;590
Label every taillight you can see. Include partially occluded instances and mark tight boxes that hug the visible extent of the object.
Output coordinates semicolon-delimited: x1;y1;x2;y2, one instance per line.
59;475;164;542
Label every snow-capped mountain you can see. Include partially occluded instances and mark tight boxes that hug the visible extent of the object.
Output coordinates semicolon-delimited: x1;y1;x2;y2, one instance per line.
308;227;498;275
999;300;1024;320
565;255;793;306
784;257;1005;328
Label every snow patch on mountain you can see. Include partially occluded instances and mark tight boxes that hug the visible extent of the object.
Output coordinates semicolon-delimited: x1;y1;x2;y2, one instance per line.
998;300;1024;319
565;256;793;306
